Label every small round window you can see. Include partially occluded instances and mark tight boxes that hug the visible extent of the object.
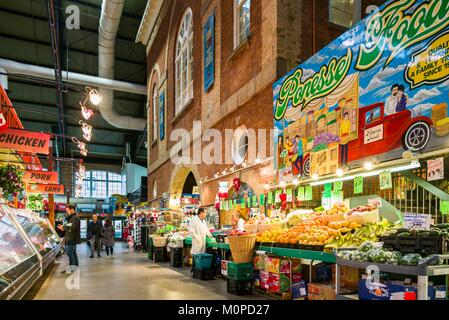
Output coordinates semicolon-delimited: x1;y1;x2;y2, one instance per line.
231;127;248;165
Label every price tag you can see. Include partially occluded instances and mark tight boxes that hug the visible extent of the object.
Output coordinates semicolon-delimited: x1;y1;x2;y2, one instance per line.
324;183;332;192
275;190;282;203
252;195;258;207
441;200;449;215
267;192;273;205
259;194;265;206
379;170;392;190
241;198;246;209
333;181;343;192
305;186;313;201
297;187;305;201
354;176;363;194
368;198;382;208
403;213;431;230
286;188;293;202
427;158;444;181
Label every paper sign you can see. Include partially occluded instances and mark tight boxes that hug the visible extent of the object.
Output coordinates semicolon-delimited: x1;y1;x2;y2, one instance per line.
324;189;331;198
267;192;273;204
260;194;265;206
403;213;431;230
305;186;313;201
252;195;257;207
0;128;51;155
297;187;305;201
334;181;343;191
331;191;344;206
324;183;332;192
23;170;58;184
427;158;444;181
241;198;246;209
354;176;363;194
286;188;293;202
379;170;392;190
26;184;64;195
275;190;282;203
441;200;449;215
364;124;384;144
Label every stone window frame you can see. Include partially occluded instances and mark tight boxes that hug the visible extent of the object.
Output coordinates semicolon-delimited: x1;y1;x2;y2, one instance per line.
233;0;251;49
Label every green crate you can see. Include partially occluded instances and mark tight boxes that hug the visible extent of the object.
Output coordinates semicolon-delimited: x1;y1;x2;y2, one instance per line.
227;262;254;280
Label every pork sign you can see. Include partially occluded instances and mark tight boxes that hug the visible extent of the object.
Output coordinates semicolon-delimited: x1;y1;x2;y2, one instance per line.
22;170;58;184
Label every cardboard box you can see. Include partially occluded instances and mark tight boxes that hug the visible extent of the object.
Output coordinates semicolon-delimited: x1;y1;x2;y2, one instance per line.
358;280;422;300
264;258;301;273
292;280;308;299
221;260;229;277
253;255;265;270
259;271;270;289
307;282;336;300
332;265;360;292
269;272;303;294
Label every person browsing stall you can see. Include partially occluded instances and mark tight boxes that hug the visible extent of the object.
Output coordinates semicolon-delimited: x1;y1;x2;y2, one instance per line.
57;204;80;274
232;211;247;232
87;214;103;258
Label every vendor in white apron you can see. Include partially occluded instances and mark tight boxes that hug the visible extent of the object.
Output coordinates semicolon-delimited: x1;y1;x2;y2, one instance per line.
232;211;246;232
189;208;213;256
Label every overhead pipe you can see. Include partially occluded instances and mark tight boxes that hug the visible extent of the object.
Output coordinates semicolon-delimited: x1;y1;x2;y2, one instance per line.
98;0;147;131
0;58;147;95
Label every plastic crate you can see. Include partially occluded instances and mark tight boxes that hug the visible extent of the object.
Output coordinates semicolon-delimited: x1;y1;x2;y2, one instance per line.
194;253;213;270
153;247;166;263
379;236;398;251
227;279;254;296
192;268;215;281
397;236;420;254
170;248;183;268
419;236;449;255
227;262;254;280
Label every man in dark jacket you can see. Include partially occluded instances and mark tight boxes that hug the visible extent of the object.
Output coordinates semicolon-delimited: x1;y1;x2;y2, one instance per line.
57;204;80;274
87;214;102;258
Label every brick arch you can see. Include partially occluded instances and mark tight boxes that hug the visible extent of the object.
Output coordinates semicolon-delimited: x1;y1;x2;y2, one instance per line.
168;163;201;207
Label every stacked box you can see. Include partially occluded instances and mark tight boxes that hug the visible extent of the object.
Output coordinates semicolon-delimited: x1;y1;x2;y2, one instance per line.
259;271;270;289
269;272;302;294
264;258;301;274
192;268;215;281
307;282;336;300
292;280;308;299
331;265;360;292
170;248;183;268
227;279;254;296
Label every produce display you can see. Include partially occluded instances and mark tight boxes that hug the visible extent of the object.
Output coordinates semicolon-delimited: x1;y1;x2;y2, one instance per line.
283;209;314;227
382;224;449;238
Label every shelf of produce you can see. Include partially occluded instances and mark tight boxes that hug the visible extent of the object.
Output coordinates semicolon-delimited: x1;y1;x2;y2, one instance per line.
259;246;336;263
336;258;420;275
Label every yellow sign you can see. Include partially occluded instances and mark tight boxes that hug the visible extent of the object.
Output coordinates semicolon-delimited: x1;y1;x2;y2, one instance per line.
406;30;449;89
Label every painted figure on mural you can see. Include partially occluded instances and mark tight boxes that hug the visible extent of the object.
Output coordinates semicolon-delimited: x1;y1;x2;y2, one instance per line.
396;84;408;112
284;136;293;168
292;135;303;176
385;84;400;116
339;112;351;166
277;135;284;169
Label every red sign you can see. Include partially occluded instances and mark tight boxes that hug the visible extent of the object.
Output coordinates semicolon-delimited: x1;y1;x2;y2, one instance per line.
180;197;200;205
0;128;50;154
23;170;58;184
26;184;65;195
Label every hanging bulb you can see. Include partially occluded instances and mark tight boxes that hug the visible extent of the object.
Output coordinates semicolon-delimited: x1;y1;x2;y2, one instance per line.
89;88;102;105
79;120;93;142
80;104;94;120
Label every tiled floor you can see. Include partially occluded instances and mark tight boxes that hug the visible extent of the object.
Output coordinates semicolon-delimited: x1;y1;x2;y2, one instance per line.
25;243;269;300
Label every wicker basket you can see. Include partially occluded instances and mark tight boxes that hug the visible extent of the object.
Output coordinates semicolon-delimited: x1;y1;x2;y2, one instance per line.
153;236;168;247
243;224;258;234
228;234;257;263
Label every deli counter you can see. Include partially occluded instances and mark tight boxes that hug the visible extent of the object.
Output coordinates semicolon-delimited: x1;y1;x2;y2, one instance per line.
0;204;61;300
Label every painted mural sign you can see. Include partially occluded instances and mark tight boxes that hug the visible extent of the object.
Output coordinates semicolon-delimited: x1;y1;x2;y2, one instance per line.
273;0;449;184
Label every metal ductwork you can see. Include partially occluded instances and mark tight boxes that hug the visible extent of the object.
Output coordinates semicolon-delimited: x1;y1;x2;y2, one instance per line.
98;0;147;131
0;58;146;95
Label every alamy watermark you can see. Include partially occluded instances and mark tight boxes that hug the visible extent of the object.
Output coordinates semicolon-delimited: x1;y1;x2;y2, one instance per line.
65;5;80;30
65;268;80;290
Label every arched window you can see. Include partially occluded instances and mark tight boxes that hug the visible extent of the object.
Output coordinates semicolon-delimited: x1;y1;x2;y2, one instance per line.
152;84;158;142
234;0;251;48
175;8;193;115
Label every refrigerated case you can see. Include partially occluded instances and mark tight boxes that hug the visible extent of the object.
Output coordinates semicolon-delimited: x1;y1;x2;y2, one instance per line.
0;205;41;300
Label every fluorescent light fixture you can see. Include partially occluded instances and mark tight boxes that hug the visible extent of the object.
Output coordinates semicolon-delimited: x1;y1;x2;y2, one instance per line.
364;161;374;170
336;168;344;177
264;183;270;190
255;156;261;164
89;89;102;105
279;181;286;188
292;178;299;186
310;160;420;186
311;173;319;181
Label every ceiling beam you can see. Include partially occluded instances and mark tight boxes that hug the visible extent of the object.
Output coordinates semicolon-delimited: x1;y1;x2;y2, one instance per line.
0;32;146;67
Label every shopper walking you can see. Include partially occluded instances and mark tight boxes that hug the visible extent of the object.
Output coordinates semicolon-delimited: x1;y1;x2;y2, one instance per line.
57;204;80;274
102;218;115;258
87;214;103;258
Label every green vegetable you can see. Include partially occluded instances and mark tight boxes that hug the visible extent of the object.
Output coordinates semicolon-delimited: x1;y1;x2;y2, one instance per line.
400;253;422;266
397;232;411;238
359;241;377;253
435;223;449;229
385;251;402;265
397;228;409;234
429;230;442;237
418;231;430;237
367;249;387;263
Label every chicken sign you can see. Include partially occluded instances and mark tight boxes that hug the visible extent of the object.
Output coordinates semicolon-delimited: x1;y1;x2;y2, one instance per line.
273;0;449;184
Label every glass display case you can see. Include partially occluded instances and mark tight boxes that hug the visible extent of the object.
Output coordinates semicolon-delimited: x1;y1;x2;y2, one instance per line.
0;205;40;300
